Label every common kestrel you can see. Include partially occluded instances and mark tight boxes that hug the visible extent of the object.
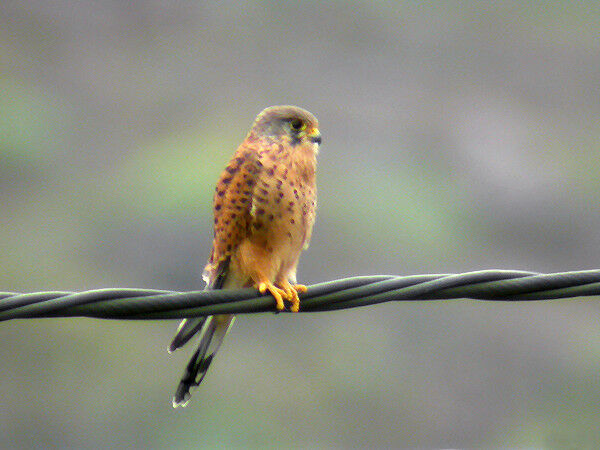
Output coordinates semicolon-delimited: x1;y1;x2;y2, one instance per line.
169;105;320;407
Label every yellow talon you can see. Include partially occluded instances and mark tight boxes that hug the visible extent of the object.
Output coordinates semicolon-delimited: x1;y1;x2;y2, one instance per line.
280;281;305;313
258;281;286;311
257;280;307;312
293;284;307;294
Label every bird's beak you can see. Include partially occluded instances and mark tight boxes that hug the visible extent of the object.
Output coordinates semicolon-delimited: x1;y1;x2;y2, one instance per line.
308;128;321;145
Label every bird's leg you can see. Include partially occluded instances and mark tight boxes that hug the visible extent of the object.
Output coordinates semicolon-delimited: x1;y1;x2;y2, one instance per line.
279;280;305;313
257;278;287;311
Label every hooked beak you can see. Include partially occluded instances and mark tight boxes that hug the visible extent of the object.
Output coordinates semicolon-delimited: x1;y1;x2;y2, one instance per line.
308;129;321;145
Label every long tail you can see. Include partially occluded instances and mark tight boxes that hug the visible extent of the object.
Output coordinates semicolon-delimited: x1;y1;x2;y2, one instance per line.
172;314;235;407
169;317;208;353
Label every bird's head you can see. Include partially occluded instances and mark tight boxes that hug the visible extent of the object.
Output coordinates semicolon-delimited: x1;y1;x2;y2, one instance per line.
250;105;321;153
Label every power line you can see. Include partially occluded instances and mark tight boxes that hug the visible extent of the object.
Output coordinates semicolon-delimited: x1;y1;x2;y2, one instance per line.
2;270;599;321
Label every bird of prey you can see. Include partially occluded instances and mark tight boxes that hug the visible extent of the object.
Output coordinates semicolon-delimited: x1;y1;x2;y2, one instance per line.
169;105;321;407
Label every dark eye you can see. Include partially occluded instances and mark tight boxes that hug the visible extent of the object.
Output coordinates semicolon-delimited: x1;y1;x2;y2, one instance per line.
290;118;304;131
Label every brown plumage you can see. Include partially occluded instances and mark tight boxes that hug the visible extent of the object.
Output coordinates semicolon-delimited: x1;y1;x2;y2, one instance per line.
170;105;320;406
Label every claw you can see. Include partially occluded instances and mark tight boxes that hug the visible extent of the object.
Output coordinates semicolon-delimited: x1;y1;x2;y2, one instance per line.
293;284;307;294
258;281;287;311
280;281;305;313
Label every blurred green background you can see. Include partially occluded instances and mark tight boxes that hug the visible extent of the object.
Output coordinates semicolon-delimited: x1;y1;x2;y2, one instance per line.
1;1;600;448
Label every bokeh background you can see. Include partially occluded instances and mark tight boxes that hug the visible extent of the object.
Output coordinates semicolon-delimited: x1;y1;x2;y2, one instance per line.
2;1;600;448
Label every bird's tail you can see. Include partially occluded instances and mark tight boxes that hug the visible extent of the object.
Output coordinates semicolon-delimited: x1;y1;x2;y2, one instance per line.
169;317;207;353
172;314;235;407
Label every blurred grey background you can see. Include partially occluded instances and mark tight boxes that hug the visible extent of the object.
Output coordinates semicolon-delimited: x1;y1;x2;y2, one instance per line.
1;1;600;448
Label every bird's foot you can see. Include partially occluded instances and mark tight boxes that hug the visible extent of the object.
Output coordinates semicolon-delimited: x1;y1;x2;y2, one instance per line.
280;281;307;312
293;284;307;294
257;280;287;311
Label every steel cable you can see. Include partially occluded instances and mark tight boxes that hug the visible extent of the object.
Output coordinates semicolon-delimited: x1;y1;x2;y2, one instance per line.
2;269;599;321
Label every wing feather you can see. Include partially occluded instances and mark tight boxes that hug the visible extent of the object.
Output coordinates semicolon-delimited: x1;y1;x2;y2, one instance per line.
203;144;261;282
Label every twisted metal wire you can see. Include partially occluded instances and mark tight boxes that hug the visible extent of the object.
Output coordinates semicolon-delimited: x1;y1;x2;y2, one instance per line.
1;269;600;322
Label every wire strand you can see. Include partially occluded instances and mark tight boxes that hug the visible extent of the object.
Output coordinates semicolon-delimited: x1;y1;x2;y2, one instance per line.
1;270;599;321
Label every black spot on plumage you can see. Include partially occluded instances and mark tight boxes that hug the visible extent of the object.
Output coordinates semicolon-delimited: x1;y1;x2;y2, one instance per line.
226;166;236;174
267;168;274;176
290;218;295;224
217;190;225;197
222;177;232;185
256;207;265;215
255;196;267;203
259;188;269;196
268;214;274;221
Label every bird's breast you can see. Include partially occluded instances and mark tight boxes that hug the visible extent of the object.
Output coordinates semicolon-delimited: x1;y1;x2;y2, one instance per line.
250;161;316;260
